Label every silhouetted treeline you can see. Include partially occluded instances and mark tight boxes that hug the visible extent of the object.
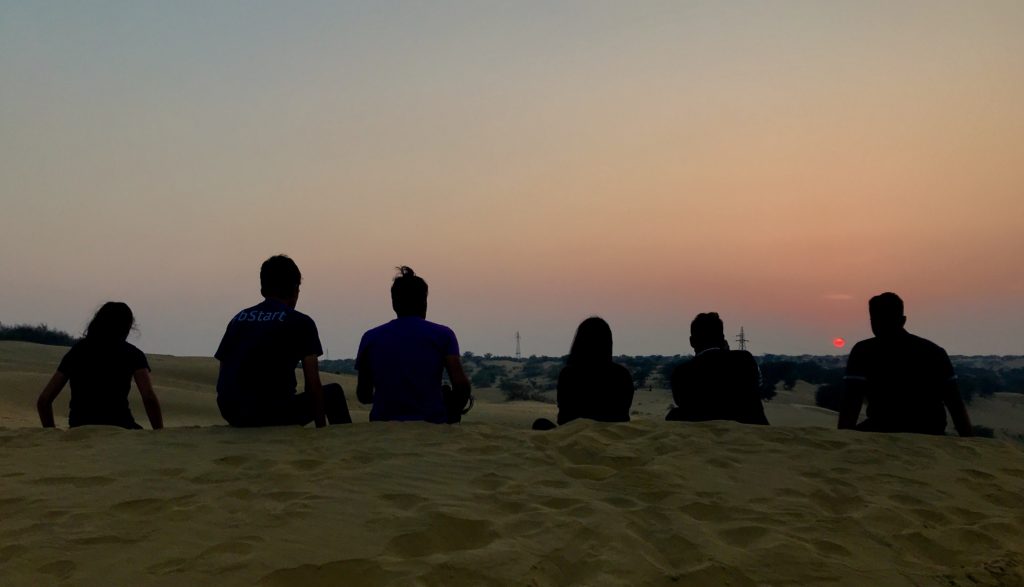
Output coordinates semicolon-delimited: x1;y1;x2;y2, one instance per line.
319;358;356;375
0;323;79;346
321;351;1024;407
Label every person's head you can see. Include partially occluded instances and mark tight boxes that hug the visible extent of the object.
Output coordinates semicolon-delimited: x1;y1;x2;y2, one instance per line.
260;255;302;307
869;292;906;337
568;316;613;365
391;266;428;317
85;302;135;343
690;312;729;353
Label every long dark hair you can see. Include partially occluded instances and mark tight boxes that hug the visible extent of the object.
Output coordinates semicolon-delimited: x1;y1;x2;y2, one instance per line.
568;317;613;365
84;302;135;343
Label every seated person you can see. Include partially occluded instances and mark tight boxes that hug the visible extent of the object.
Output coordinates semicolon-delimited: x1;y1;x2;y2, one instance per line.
838;292;972;436
215;255;350;427
37;302;163;430
533;317;634;430
356;266;471;423
666;312;768;425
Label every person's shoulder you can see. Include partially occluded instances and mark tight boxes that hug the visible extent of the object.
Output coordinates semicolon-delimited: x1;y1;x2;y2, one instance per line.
728;349;756;362
610;361;631;376
122;341;145;354
849;337;876;355
904;332;950;359
287;307;317;326
423;319;456;335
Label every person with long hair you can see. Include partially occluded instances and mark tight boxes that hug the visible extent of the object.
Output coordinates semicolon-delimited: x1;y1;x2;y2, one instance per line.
37;302;163;429
533;317;634;429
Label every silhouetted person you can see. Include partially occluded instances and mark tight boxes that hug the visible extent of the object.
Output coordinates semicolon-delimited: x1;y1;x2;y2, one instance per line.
356;266;472;423
37;302;163;429
838;292;972;436
532;317;634;430
665;312;768;425
215;255;350;427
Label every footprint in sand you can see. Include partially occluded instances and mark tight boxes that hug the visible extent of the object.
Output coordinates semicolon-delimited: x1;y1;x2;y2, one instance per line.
385;513;498;558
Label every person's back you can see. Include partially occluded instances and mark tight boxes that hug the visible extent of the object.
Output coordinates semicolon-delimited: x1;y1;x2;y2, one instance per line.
356;267;471;424
358;317;457;423
37;301;163;430
216;299;321;415
665;312;768;425
669;348;767;425
839;292;971;436
215;255;349;428
556;360;634;425
62;337;148;428
531;317;634;430
845;332;951;434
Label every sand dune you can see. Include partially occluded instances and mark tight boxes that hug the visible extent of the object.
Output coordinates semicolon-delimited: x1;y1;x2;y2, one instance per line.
2;341;1023;586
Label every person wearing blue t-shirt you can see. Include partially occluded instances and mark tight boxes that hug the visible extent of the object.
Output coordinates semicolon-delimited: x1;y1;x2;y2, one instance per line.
215;255;351;427
356;266;472;424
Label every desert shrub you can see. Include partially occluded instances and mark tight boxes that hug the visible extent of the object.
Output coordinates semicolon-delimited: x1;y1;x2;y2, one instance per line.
814;383;844;412
471;364;506;388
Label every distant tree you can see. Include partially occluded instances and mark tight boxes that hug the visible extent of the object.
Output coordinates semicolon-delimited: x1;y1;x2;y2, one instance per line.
0;323;79;347
319;358;357;375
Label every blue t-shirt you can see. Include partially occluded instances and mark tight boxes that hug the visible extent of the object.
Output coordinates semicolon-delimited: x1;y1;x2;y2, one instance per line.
356;316;460;423
215;299;322;406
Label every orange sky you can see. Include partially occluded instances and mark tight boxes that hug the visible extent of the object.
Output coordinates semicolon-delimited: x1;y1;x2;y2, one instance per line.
1;2;1022;356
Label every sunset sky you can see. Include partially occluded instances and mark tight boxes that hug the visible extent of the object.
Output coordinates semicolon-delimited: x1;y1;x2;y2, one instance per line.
2;1;1022;357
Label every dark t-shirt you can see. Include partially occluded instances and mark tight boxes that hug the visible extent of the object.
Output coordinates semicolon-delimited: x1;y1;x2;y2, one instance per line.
844;330;955;434
215;299;323;408
57;339;149;428
670;348;768;425
556;361;635;425
356;317;459;423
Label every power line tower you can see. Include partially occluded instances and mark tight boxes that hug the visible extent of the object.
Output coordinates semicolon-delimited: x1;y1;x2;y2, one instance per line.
736;327;748;351
515;331;522;360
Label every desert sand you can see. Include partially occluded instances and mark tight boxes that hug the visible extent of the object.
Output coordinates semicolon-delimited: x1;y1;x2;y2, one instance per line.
2;341;1023;586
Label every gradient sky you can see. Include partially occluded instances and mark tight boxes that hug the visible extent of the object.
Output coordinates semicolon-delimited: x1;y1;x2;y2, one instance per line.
2;1;1022;358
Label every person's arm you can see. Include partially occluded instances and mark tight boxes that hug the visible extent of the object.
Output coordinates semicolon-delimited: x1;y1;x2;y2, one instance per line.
37;371;68;428
301;356;327;428
838;378;865;429
133;369;164;430
747;358;769;425
555;368;578;425
942;378;973;437
620;365;636;422
444;354;472;411
355;352;374;405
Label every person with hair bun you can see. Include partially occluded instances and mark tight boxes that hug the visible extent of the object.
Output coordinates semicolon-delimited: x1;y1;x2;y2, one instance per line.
356;266;472;424
37;302;163;429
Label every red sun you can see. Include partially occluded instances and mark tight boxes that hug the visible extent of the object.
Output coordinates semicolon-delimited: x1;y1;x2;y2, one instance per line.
833;337;846;349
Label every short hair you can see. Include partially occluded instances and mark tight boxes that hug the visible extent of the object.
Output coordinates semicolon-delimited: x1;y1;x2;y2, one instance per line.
85;301;135;342
260;255;302;298
691;312;727;347
568;316;613;365
869;292;904;321
391;266;428;316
